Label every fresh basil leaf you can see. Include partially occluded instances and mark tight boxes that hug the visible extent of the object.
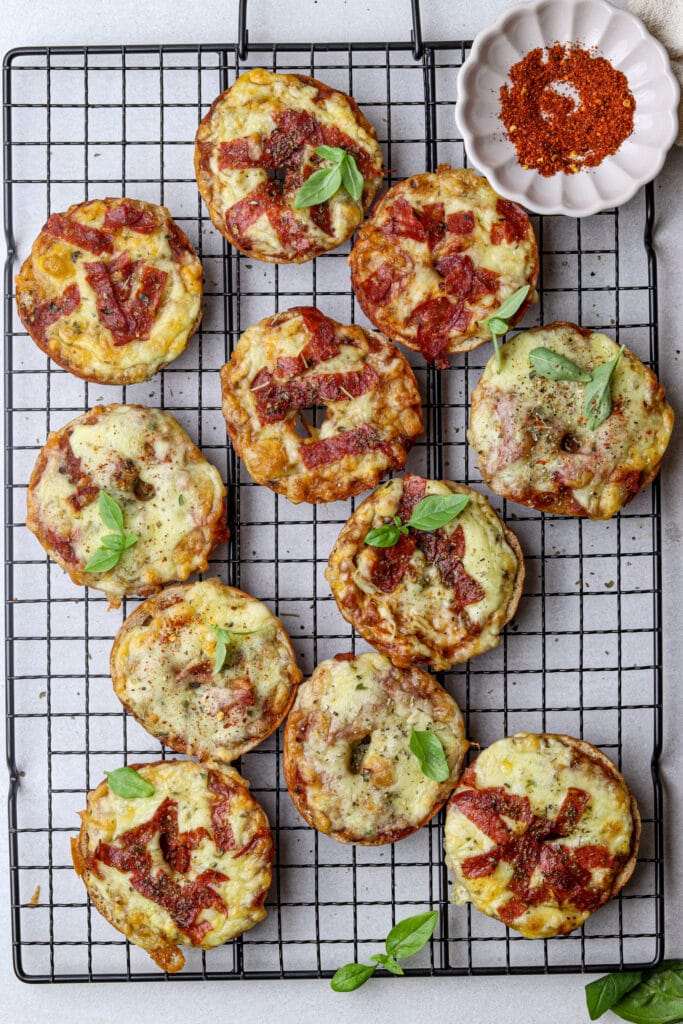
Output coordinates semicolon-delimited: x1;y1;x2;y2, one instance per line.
492;334;503;371
104;766;155;799
213;639;227;674
365;521;405;547
294;165;343;208
385;910;438;959
100;533;126;551
529;347;592;382
610;961;683;1024
586;972;643;1020
487;317;509;336
330;963;376;992
120;533;138;550
409;729;449;782
98;491;124;534
84;547;121;573
370;954;404;976
314;144;345;163
406;493;470;533
341;153;364;202
584;346;625;430
494;283;531;321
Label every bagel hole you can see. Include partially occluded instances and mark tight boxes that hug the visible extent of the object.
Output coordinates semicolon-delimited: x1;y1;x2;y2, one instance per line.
293;413;314;439
349;735;372;775
267;165;288;191
133;477;155;501
560;434;581;453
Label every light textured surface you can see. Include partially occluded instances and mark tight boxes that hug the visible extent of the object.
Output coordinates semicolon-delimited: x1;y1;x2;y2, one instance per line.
1;1;682;1022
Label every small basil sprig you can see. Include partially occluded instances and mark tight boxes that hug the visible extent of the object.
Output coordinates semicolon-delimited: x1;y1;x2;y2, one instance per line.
409;729;449;782
294;146;364;208
529;344;625;431
484;284;530;371
84;492;138;573
585;960;683;1023
331;911;438;992
365;493;470;548
205;622;269;674
104;766;155;799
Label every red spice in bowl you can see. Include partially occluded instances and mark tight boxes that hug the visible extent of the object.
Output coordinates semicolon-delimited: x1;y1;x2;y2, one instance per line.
499;43;635;177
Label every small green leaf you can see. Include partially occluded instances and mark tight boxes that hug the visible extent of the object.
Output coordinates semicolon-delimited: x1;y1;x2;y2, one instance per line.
492;334;503;371
206;622;268;674
409;729;449;782
120;533;139;550
294;165;343;208
314;144;346;163
330;963;376;992
84;547;121;573
494;283;531;321
385;910;438;960
365;521;405;547
406;493;470;533
529;347;592;382
585;346;625;430
586;972;643;1020
104;766;155;799
341;153;364;202
100;534;126;551
213;639;227;674
98;491;124;533
370;953;404;976
487;317;508;336
610;961;683;1024
178;494;185;506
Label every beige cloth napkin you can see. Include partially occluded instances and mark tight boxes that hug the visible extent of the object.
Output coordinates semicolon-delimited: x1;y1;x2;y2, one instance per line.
629;0;683;144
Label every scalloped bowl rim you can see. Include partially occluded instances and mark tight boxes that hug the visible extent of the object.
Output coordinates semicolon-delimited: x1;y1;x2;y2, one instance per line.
455;0;680;217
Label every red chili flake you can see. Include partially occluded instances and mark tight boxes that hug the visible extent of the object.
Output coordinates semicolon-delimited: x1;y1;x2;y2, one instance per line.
499;43;635;177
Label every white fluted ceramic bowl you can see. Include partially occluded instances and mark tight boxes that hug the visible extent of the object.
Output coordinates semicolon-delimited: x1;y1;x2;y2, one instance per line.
456;0;679;216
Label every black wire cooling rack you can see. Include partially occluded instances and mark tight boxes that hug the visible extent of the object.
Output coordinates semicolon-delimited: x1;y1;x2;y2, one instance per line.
3;0;665;982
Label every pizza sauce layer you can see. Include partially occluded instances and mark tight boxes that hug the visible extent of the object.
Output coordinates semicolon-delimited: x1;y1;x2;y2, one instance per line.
195;69;384;263
349;166;538;367
111;578;302;763
72;760;273;972
15;198;203;385
468;322;674;519
325;476;524;670
283;652;468;845
220;306;423;504
26;405;226;607
444;733;640;938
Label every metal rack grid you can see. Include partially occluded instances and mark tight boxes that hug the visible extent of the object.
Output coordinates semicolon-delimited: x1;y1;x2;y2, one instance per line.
3;24;664;983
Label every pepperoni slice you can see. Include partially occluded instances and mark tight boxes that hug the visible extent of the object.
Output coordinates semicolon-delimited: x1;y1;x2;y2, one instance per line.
165;218;193;265
218;135;264;170
490;199;530;245
58;434;99;511
263;109;321;167
45;213;113;255
446;211;475;234
84;260;167;346
225;182;272;248
469;266;500;302
125;265;168;339
434;252;474;299
103;200;158;234
369;533;417;592
300;423;392;469
396;473;426;522
298;307;340;361
26;283;80;345
45;527;76;565
408;297;472;368
362;251;414;305
207;769;236;853
252;364;379;424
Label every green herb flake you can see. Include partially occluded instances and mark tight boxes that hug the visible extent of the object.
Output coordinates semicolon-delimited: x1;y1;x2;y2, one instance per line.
104;766;155;799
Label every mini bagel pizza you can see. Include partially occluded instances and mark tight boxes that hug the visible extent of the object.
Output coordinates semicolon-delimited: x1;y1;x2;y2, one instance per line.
325;475;524;670
195;68;384;263
467;322;674;519
71;760;273;972
15;197;202;385
110;578;302;763
220;306;423;504
444;733;641;938
349;165;538;367
283;652;468;845
26;405;226;608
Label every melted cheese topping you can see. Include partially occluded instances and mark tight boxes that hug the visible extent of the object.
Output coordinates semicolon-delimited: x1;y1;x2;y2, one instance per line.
284;652;467;843
195;69;383;262
325;478;523;670
349;166;538;355
27;405;226;606
111;578;301;762
73;761;272;968
468;323;674;519
15;198;202;385
220;307;423;504
444;733;638;938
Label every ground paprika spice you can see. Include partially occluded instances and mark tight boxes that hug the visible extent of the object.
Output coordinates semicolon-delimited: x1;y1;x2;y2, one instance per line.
499;43;635;177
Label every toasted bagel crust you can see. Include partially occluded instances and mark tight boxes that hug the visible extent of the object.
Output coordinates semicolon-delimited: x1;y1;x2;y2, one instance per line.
16;198;202;385
195;69;384;263
111;579;302;762
467;322;674;519
72;760;273;972
283;652;468;844
444;733;641;938
325;476;524;670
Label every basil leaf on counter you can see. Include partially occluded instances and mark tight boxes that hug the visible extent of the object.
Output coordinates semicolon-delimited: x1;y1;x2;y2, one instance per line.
409;730;449;783
370;953;404;976
405;493;469;532
105;766;155;799
585;971;643;1020
384;910;439;959
586;961;683;1024
585;346;625;430
529;347;592;382
330;962;377;992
